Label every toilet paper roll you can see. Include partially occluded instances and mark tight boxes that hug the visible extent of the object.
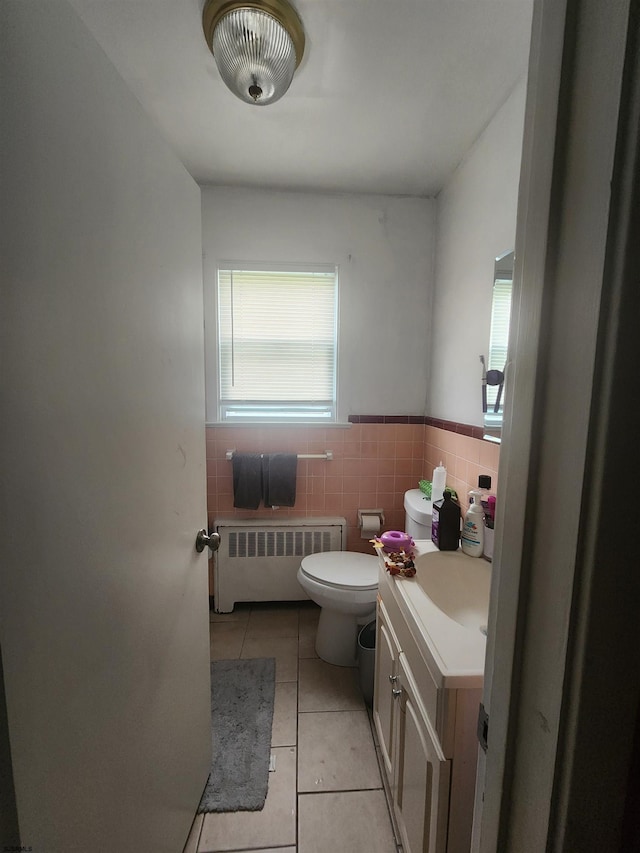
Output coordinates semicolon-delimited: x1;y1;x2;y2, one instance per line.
360;513;381;538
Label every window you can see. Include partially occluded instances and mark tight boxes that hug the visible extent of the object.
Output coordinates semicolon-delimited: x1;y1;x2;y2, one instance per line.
217;264;338;422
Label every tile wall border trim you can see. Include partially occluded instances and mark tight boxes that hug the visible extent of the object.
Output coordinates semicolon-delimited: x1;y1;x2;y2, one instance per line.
347;414;486;440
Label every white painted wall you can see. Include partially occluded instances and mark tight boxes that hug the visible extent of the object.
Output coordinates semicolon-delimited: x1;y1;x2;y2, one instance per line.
430;78;527;426
201;187;435;422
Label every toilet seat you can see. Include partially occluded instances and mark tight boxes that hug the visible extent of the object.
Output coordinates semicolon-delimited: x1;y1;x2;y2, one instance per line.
300;552;378;591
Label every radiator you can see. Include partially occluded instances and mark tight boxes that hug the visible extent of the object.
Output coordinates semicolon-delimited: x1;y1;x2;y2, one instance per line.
212;517;347;613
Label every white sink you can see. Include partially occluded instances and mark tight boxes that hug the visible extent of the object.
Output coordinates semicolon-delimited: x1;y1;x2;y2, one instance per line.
413;549;491;632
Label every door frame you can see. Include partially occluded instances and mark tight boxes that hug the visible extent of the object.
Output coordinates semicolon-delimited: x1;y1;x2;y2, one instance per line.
477;0;640;850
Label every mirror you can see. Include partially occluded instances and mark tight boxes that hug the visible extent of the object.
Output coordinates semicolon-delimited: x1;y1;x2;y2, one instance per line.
482;250;514;442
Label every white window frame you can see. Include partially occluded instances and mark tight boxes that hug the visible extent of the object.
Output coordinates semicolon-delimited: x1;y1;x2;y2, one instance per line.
214;261;339;424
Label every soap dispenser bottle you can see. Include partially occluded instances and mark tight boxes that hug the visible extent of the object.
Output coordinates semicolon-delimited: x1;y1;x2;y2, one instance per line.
461;490;485;557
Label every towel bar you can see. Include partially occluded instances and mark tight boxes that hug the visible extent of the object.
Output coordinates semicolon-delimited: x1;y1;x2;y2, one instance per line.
225;449;333;461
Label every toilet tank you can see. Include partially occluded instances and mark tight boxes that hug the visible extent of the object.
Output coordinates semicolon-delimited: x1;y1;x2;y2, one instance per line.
404;489;433;540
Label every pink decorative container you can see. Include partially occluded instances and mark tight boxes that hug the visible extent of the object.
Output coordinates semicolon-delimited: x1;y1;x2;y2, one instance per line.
379;530;414;552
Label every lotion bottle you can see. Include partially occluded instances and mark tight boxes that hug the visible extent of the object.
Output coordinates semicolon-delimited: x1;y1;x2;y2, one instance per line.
461;490;484;557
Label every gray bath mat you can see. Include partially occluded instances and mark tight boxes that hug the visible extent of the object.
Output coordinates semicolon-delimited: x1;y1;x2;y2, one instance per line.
197;657;276;813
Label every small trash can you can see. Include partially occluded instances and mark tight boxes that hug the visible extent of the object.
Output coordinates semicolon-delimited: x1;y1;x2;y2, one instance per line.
357;619;376;707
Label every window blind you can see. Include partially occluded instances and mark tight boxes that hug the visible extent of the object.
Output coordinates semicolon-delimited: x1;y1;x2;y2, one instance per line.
486;278;512;411
217;266;337;421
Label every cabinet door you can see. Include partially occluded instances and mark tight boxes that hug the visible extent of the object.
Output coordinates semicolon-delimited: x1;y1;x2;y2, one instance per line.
395;653;451;853
373;599;400;779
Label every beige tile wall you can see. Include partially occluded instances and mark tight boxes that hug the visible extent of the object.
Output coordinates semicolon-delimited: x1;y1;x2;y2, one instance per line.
206;423;425;553
423;425;499;513
206;423;500;589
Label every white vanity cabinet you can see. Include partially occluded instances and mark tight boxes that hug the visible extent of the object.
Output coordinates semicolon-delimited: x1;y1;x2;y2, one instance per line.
374;579;482;853
373;601;400;780
394;651;451;853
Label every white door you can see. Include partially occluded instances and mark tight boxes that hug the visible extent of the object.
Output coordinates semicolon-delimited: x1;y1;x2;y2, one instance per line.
0;3;211;851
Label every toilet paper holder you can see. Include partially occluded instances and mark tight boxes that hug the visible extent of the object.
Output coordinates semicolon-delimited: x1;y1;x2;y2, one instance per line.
358;509;385;538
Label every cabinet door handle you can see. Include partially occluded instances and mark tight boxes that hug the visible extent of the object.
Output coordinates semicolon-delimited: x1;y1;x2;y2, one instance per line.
389;674;398;683
392;687;403;699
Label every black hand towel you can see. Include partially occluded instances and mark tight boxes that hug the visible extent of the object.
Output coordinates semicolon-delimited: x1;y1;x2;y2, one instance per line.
232;452;264;510
262;453;298;508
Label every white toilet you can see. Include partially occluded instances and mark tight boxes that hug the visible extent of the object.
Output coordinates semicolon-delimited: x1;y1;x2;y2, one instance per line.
404;488;433;540
297;551;379;667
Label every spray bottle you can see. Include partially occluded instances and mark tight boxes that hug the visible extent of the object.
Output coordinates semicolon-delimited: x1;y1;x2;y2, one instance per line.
461;490;485;557
431;461;447;505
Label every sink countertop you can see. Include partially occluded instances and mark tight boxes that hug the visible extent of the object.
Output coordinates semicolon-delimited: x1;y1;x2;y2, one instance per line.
378;539;489;689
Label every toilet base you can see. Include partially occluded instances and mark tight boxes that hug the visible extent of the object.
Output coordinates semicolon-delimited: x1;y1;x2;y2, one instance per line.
315;608;361;667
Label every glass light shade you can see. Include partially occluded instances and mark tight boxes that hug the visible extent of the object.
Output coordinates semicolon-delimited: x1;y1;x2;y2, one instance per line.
212;8;297;105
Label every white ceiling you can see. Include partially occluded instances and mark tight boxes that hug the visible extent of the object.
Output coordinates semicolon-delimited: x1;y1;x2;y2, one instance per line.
69;0;533;197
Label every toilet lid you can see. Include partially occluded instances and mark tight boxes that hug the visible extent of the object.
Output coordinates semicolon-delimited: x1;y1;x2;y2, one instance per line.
300;551;379;590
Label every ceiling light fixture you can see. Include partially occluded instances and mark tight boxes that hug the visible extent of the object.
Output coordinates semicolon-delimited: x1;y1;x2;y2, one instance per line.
202;0;305;106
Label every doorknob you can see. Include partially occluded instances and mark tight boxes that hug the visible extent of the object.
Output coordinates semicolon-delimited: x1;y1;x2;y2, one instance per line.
195;529;220;553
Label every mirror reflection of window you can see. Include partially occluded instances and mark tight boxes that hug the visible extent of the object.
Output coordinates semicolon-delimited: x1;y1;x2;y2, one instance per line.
484;251;514;441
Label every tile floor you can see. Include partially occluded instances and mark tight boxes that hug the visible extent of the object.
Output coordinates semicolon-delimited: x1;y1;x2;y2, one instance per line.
182;602;401;853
